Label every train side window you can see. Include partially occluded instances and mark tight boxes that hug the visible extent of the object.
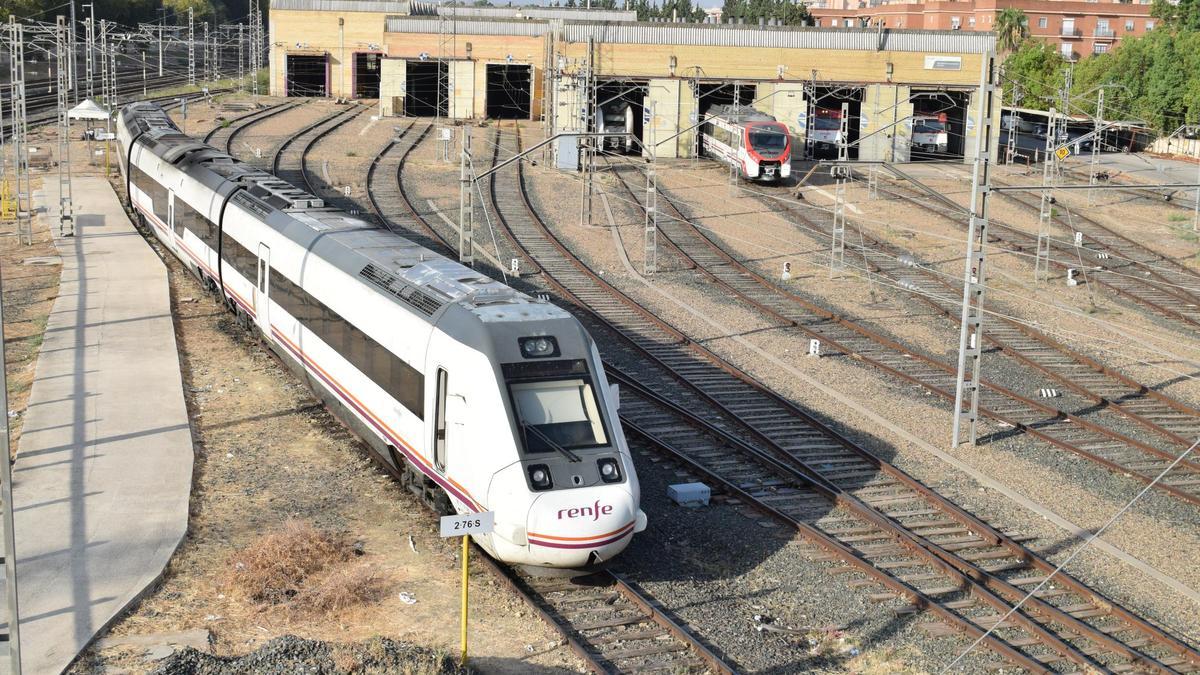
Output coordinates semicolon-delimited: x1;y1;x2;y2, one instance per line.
433;368;448;471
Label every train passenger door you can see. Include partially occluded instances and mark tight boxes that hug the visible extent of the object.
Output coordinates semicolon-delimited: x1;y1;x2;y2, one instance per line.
432;368;448;472
168;191;180;238
255;244;270;332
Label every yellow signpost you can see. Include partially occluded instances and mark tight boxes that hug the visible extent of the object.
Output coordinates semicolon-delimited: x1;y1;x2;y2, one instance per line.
1055;146;1071;161
440;511;494;667
0;179;14;221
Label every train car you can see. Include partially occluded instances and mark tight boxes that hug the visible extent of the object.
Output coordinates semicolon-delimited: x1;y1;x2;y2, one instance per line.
807;107;845;157
912;113;949;155
596;101;635;153
699;105;791;182
116;102;646;571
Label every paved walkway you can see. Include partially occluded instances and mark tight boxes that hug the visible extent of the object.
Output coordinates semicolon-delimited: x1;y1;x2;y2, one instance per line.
2;177;193;674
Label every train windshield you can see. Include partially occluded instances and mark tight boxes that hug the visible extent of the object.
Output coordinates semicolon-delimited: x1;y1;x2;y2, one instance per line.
914;119;946;134
749;127;789;154
511;377;609;453
813;116;841;131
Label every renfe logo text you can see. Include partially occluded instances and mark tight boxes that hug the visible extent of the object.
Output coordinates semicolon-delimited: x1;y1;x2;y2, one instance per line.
558;500;614;521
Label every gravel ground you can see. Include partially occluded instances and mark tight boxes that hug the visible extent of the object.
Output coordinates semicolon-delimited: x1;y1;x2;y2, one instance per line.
509;138;1200;650
151;634;469;675
221;116;1200;668
618;440;999;674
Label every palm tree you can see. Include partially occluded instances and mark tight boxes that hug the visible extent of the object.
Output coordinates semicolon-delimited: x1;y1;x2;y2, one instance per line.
995;7;1030;53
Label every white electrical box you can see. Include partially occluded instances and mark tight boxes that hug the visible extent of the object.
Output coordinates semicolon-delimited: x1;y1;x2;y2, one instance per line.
668;483;711;507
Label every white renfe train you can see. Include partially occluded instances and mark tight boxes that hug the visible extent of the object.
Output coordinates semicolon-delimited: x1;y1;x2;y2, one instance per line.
596;101;636;153
117;102;646;571
700;105;792;182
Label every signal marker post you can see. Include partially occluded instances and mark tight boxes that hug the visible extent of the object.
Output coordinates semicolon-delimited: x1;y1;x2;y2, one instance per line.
439;511;494;666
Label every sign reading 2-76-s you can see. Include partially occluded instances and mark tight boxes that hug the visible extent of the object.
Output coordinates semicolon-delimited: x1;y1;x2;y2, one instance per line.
440;511;495;538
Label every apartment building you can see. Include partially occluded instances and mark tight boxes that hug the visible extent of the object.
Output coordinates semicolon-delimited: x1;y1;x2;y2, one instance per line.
809;0;1156;60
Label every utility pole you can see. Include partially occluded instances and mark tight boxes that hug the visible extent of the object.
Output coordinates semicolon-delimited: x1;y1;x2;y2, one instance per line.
84;10;94;101
69;1;77;97
458;125;475;266
203;22;210;83
188;8;196;86
143;51;147;97
580;36;595;228
1006;83;1021;164
1088;88;1104;206
56;16;75;238
157;16;164;77
99;19;109;109
9;18;31;246
829;101;850;277
0;242;23;675
1034;106;1057;282
1055;65;1073;179
643;103;658;275
249;0;261;96
950;52;998;448
238;23;245;91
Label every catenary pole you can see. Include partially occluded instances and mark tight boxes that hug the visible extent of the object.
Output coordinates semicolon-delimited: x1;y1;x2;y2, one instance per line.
950;51;998;448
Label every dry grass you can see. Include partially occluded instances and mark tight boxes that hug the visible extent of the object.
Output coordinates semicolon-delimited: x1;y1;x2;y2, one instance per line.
844;645;926;674
224;519;361;608
293;562;391;616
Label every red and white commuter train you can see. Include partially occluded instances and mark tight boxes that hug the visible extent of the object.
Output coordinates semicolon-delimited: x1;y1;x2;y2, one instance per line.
700;105;792;182
116;102;646;571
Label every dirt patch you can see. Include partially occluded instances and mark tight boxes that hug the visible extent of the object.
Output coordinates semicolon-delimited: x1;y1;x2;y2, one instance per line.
1;177;58;456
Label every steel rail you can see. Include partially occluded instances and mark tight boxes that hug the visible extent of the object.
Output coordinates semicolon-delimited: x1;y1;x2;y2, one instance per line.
220;100;306;156
603;162;1200;506
873;177;1200;332
485;124;1198;673
288;116;732;675
201;100;297;147
270;104;364;192
294;105;371;199
364;121;1198;672
476;544;733;674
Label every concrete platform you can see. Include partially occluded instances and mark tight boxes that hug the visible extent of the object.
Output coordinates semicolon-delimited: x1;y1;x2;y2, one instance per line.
0;177;194;674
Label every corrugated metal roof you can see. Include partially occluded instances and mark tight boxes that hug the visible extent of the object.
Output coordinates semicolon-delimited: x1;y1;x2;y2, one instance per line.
435;6;635;22
386;16;550;36
559;23;996;53
384;16;994;53
271;0;410;13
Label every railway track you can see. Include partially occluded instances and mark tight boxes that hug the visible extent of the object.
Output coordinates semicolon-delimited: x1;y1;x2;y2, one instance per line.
274;116;728;675
486;558;732;674
337;119;1200;671
201;100;300;154
473;122;1200;673
269;103;364;186
600;158;1200;507
874;165;1200;333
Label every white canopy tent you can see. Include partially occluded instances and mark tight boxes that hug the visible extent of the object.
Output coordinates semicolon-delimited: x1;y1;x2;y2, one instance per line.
68;99;111;121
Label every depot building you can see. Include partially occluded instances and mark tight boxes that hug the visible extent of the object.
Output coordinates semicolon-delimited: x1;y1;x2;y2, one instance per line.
268;0;998;162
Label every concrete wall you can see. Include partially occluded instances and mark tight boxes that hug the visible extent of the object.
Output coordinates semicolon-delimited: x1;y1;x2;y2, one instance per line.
270;9;391;98
380;57;405;116
450;60;475;119
560;41;985;88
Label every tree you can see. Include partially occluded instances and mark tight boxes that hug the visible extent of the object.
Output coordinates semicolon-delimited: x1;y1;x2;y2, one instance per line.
1151;0;1200;30
163;0;218;25
1001;40;1066;107
994;7;1029;52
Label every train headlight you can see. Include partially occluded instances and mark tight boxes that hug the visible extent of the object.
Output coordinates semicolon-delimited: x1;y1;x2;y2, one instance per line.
528;464;553;491
598;458;622;484
519;336;559;359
